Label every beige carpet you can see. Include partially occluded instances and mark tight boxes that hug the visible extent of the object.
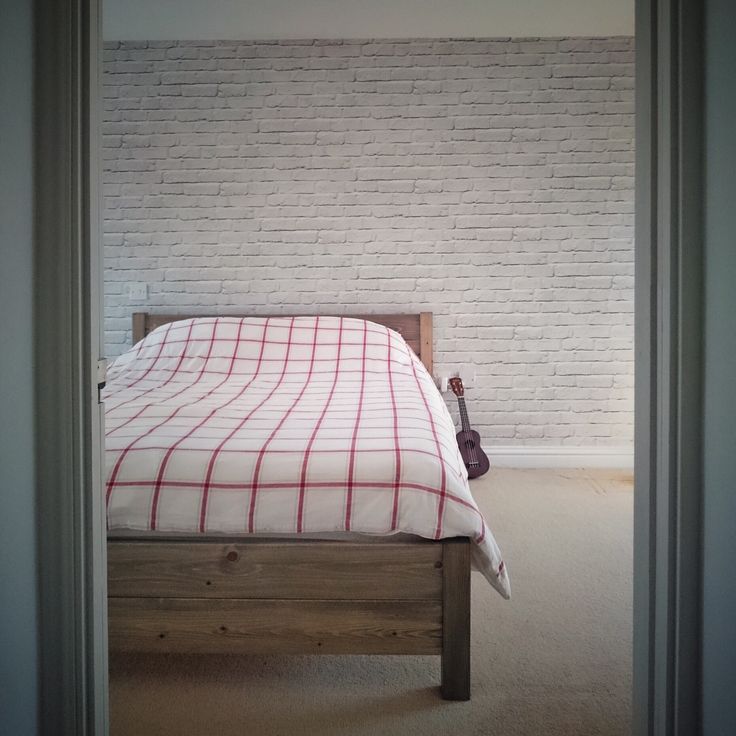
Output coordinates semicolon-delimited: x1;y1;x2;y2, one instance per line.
109;468;633;736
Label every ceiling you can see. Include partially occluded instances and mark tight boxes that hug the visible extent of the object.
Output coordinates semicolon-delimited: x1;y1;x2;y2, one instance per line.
104;0;634;41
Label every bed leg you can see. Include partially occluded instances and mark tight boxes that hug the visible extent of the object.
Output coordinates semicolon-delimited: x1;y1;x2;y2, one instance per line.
441;538;471;701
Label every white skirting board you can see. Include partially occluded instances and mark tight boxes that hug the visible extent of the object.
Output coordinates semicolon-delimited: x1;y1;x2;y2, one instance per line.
484;445;634;469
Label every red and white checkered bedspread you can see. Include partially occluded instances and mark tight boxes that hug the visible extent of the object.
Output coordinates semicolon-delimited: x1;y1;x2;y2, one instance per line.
104;316;509;598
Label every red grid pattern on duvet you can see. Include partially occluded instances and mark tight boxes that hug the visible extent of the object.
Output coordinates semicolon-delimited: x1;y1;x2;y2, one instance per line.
103;316;510;598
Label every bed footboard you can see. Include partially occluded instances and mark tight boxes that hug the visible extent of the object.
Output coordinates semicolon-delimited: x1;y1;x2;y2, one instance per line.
107;536;471;700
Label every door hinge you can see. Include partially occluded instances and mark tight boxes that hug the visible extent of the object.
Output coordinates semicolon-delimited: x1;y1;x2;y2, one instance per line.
97;358;108;402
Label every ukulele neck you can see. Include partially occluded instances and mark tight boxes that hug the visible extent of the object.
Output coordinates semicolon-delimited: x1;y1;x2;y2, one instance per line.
457;396;472;433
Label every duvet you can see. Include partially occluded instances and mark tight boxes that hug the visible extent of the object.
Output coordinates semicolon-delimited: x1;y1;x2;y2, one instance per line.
103;316;510;598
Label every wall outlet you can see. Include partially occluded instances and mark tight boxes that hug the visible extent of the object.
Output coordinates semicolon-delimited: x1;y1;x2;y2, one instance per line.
126;282;148;301
462;369;477;390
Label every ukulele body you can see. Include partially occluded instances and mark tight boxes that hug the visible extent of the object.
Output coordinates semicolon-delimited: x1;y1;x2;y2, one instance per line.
456;429;490;479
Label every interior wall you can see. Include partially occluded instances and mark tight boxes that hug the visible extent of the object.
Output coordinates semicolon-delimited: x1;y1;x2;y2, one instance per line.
0;0;39;731
103;37;635;451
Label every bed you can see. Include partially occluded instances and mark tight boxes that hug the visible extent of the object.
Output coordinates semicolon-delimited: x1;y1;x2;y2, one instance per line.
105;311;509;700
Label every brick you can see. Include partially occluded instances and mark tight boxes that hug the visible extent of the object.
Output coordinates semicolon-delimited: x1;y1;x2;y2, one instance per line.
103;37;634;447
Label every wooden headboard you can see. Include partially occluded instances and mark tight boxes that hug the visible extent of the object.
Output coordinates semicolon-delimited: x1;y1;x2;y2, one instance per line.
132;312;433;374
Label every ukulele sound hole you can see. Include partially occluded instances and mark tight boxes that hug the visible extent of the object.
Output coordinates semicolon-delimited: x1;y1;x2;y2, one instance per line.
463;439;476;450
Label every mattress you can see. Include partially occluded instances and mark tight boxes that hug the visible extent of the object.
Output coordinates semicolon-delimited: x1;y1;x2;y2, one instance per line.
103;315;510;598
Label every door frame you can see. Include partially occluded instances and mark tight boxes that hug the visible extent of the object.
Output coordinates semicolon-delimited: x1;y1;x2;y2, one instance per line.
633;0;704;733
33;0;705;733
34;0;108;733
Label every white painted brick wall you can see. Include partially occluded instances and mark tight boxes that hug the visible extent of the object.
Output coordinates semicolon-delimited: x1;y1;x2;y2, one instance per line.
103;37;635;447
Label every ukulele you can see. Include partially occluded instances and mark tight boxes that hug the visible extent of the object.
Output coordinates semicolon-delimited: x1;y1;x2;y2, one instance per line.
448;377;490;479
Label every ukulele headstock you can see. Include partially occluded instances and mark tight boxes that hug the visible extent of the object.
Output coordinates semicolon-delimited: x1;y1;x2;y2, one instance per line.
448;376;465;397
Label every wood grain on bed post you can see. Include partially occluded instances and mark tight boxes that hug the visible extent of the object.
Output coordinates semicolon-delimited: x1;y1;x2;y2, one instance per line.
419;312;433;376
132;312;146;344
441;537;471;701
108;598;443;655
107;538;444;600
107;538;445;656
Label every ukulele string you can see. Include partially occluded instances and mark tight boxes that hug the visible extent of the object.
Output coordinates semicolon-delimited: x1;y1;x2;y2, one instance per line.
461;397;474;464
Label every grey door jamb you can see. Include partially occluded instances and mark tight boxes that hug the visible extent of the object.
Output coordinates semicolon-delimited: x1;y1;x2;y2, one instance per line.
634;0;704;733
34;0;108;733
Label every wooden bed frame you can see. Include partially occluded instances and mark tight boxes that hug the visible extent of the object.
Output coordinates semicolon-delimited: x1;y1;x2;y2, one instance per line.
107;311;471;700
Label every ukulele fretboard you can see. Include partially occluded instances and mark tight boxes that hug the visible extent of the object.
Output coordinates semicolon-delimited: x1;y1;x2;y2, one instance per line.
457;397;472;434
